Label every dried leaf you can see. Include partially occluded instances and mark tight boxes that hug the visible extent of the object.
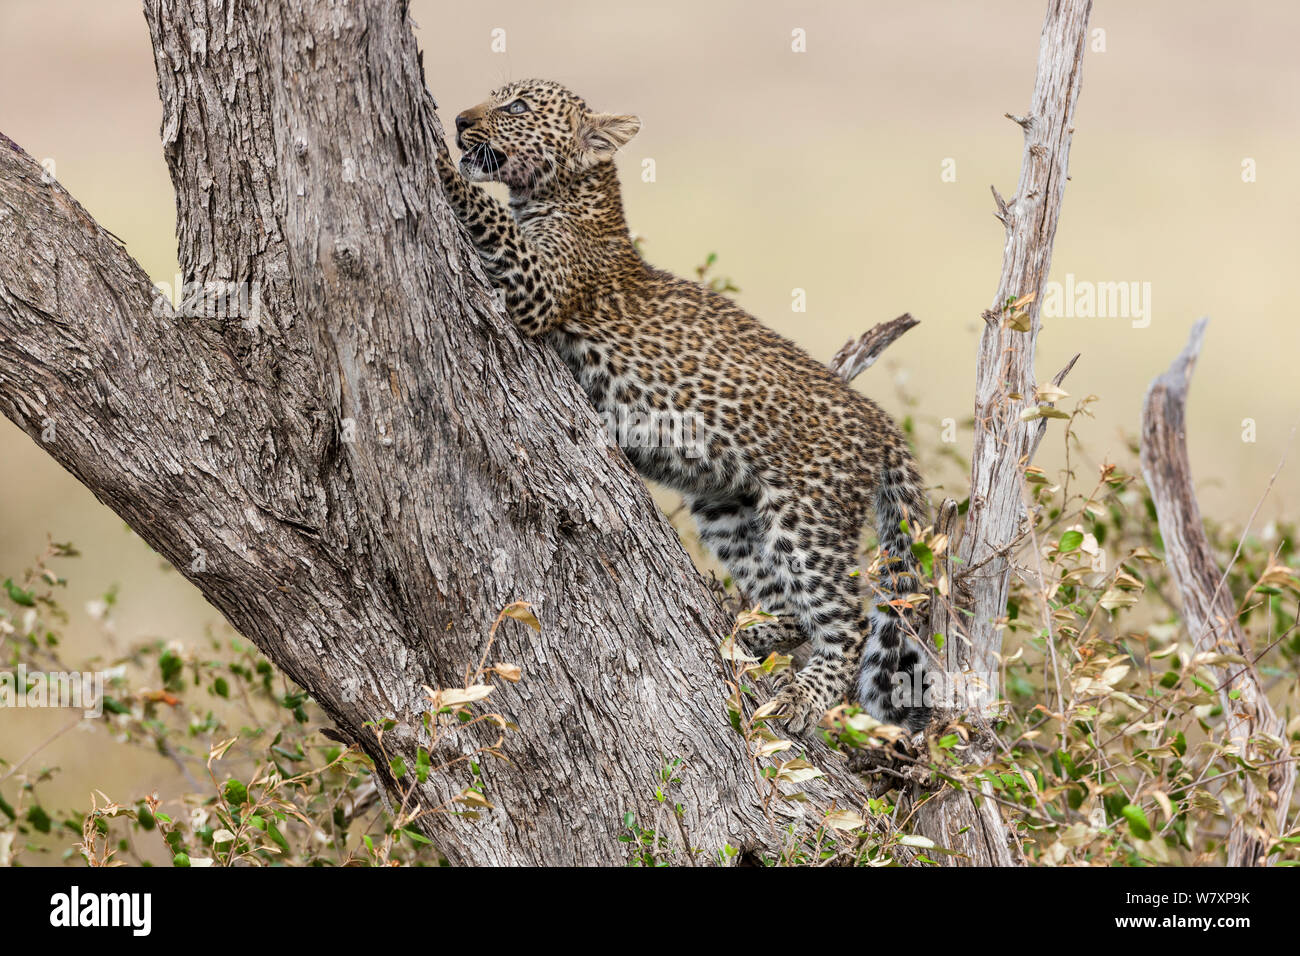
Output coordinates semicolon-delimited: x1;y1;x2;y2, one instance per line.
1036;383;1069;403
1151;789;1174;822
1005;310;1033;332
1099;588;1139;610
756;739;793;758
456;788;494;809
751;699;787;722
898;833;936;848
208;736;239;766
776;758;824;784
492;662;522;683
427;685;494;709
501;602;541;631
719;638;758;662
824;810;865;831
1099;664;1130;687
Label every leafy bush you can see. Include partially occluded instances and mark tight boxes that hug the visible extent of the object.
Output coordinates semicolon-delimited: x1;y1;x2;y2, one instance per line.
0;543;521;866
712;388;1300;865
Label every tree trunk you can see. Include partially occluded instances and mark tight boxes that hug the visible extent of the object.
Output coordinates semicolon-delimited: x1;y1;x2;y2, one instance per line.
0;0;893;865
1140;318;1296;866
913;0;1092;864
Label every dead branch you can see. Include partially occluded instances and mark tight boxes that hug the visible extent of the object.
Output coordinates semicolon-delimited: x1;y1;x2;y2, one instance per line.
1140;317;1296;866
830;313;919;382
916;0;1093;865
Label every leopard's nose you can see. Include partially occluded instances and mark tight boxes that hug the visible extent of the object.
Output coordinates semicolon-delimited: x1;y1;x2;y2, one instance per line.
455;112;475;134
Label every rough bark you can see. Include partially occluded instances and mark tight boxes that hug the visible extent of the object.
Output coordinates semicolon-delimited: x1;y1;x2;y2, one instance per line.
1140;318;1296;866
956;0;1091;677
0;0;881;866
913;0;1093;865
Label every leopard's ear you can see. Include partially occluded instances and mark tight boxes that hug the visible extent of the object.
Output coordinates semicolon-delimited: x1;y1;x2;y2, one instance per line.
576;112;641;167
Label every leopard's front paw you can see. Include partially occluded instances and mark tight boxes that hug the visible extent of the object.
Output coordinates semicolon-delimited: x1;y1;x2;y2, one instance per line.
435;148;460;183
762;675;831;736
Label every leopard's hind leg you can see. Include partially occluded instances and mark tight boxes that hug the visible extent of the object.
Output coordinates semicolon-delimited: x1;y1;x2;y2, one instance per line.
687;490;805;660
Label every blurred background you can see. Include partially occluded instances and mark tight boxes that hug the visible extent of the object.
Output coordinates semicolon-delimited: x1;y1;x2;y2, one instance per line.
0;0;1296;853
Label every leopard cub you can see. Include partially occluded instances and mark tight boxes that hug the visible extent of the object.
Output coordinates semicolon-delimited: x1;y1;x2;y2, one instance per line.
437;79;931;735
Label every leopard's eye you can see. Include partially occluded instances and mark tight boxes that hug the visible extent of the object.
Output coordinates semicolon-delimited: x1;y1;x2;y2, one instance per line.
504;99;529;115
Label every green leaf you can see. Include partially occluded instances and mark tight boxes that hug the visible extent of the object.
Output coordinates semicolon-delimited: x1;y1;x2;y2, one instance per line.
222;779;249;807
26;804;52;834
910;541;934;577
1121;804;1152;841
1059;530;1084;553
3;578;35;607
267;822;290;851
158;650;183;691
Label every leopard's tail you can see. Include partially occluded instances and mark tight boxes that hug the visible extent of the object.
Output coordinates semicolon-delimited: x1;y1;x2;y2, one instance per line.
856;445;931;733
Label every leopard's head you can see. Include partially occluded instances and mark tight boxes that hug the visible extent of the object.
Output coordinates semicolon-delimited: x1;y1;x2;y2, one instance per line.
453;79;640;194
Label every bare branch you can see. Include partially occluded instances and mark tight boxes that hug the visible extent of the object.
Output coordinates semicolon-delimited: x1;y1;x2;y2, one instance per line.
1030;352;1082;447
829;313;919;382
990;185;1011;225
1140;318;1296;866
916;0;1093;866
957;0;1091;680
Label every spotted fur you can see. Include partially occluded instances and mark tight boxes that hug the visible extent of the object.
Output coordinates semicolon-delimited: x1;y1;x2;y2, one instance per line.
438;79;931;734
